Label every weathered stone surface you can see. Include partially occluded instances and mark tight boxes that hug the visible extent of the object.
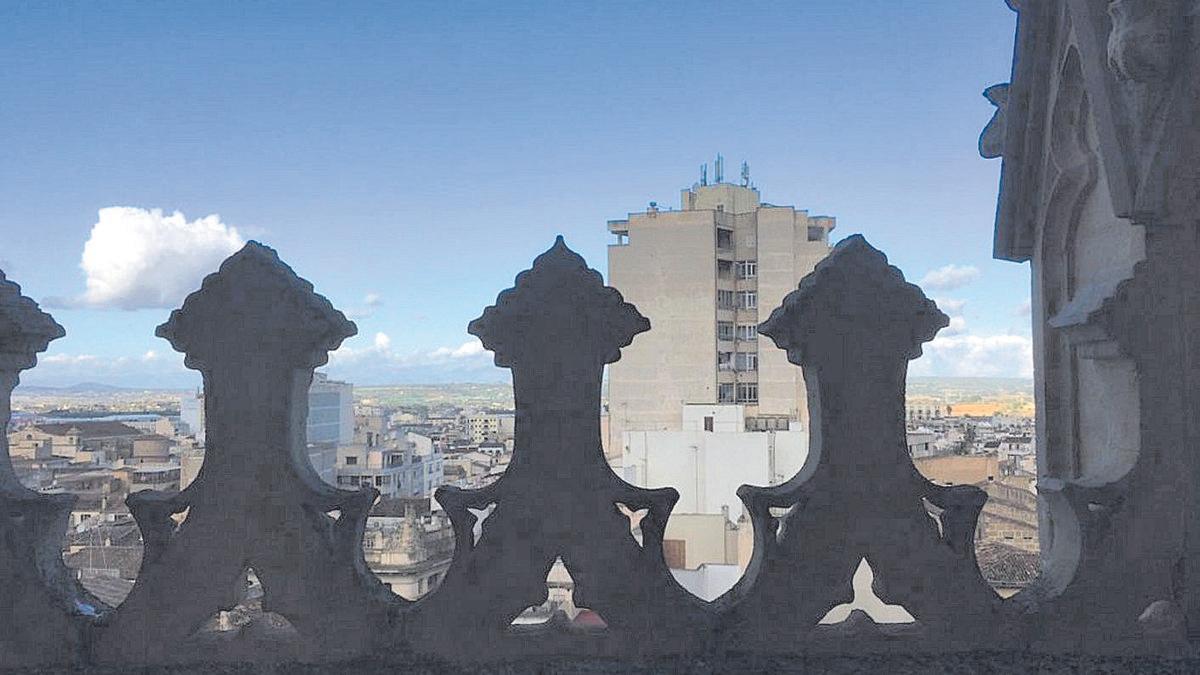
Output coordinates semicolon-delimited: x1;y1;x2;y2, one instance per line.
0;270;90;668
719;235;1003;652
94;243;392;664
979;83;1010;159
406;237;711;661
987;0;1200;653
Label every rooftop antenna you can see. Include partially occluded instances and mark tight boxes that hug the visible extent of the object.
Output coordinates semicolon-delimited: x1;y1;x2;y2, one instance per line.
700;163;708;187
715;153;724;183
740;161;750;187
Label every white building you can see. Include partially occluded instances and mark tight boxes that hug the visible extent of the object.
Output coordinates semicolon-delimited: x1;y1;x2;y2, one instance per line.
622;404;807;516
179;390;204;445
906;427;938;459
336;431;443;499
459;412;515;444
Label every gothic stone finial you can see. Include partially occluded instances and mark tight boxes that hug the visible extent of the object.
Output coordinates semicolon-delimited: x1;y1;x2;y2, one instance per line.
156;241;356;370
468;235;648;368
759;234;948;365
0;270;65;371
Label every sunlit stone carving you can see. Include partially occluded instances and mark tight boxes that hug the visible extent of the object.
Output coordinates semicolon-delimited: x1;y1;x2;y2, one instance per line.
94;242;390;664
722;235;1002;652
407;237;711;660
992;0;1200;652
979;83;1010;158
0;270;87;668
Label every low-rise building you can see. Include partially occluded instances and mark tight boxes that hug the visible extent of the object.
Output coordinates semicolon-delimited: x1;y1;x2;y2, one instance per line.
8;421;142;461
362;501;454;599
621;404;807;516
459;411;515;444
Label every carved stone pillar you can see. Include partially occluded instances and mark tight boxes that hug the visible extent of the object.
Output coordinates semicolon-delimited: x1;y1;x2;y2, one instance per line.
407;237;711;660
988;0;1200;651
721;236;1002;652
0;271;88;667
94;242;390;664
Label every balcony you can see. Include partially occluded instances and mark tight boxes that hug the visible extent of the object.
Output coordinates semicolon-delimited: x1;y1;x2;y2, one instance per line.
1;2;1199;671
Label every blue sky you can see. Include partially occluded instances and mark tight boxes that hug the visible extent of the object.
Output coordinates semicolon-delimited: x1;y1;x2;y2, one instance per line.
0;1;1030;388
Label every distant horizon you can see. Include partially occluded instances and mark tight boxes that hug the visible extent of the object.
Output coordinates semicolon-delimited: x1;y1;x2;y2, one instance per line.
12;374;1035;395
3;3;1031;387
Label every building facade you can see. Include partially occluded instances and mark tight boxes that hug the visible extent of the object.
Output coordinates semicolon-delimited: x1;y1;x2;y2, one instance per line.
606;173;833;458
307;372;354;445
621;404;807;516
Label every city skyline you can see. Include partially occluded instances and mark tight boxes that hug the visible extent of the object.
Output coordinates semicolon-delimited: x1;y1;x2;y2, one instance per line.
2;2;1029;388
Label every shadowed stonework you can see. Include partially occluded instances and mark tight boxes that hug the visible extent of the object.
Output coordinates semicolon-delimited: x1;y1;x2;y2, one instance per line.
93;243;391;665
721;235;1004;651
407;237;712;660
0;220;1197;667
0;270;86;667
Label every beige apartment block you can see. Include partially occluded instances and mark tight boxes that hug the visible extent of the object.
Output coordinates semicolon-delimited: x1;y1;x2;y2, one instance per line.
606;173;834;457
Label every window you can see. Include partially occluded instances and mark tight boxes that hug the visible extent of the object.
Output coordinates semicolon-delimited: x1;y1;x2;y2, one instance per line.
717;351;733;371
735;352;758;371
717;260;733;279
704;416;714;432
716;228;733;249
717;290;736;309
737;323;758;340
737;383;758;403
738;291;757;309
718;383;735;403
736;260;757;279
663;539;687;569
345;456;358;466
807;226;825;242
717;321;735;341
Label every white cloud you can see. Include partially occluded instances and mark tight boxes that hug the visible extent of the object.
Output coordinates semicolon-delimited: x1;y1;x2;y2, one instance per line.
57;207;244;310
911;333;1033;378
934;298;967;315
346;293;384;320
22;349;197;389
919;264;981;292
326;335;500;383
42;353;100;366
429;339;485;359
942;315;968;336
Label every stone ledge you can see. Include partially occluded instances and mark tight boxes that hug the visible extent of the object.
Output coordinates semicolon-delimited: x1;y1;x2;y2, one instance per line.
7;651;1200;675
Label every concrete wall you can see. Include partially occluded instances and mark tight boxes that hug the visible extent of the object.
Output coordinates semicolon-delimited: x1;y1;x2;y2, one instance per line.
608;209;717;452
623;428;807;515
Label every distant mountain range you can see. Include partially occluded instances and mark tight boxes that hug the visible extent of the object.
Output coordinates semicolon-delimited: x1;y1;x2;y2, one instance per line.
13;382;189;395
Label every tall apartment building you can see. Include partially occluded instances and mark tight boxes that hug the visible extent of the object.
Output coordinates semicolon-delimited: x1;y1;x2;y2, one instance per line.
308;373;354;445
606;169;834;457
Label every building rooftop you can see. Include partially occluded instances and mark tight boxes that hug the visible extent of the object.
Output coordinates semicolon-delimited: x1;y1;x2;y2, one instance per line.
32;421;142;438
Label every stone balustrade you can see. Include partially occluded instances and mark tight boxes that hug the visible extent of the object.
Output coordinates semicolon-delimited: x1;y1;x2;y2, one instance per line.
2;1;1198;668
0;233;1192;669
